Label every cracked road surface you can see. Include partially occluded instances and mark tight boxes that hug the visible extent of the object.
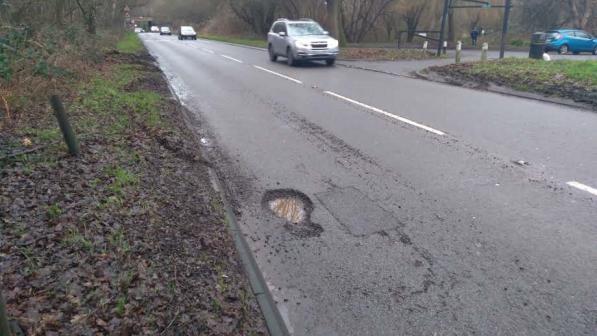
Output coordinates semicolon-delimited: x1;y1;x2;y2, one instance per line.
141;34;596;336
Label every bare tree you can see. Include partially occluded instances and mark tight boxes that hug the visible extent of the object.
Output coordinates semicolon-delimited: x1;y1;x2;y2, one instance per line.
229;0;278;36
381;9;397;41
400;1;427;42
565;0;595;30
521;0;595;31
340;0;394;43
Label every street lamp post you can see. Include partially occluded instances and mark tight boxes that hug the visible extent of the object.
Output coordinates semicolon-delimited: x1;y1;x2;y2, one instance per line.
499;0;512;59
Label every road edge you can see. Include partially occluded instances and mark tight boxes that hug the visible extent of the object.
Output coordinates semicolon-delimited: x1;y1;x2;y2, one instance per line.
158;67;290;336
206;167;290;336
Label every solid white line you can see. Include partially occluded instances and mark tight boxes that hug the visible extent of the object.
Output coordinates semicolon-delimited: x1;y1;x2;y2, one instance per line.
221;55;243;63
324;91;446;136
567;181;597;196
253;65;303;84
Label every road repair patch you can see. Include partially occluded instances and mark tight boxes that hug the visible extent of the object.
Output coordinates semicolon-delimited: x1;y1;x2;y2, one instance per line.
316;186;401;236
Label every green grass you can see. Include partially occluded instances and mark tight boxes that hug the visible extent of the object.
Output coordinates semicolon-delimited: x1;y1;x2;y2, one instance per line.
63;228;94;251
46;203;63;219
105;166;139;197
109;227;131;253
201;34;267;49
115;296;127;317
79;69;162;135
117;32;144;54
467;58;597;88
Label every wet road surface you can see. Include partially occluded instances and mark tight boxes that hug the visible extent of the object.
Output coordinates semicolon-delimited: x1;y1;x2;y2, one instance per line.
141;33;596;336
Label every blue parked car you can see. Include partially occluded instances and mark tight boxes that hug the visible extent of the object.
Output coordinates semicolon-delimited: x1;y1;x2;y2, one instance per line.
545;29;597;55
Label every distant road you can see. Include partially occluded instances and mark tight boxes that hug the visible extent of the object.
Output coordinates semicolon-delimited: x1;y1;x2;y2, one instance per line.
142;33;597;336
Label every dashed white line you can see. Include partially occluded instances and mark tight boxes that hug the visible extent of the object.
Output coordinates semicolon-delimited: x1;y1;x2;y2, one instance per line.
253;66;303;84
567;181;597;196
203;48;215;54
324;91;446;136
221;55;243;63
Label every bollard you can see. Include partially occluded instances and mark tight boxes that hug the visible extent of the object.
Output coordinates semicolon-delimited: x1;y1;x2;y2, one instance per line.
481;43;489;62
423;40;428;52
455;41;462;64
50;95;80;157
443;41;448;55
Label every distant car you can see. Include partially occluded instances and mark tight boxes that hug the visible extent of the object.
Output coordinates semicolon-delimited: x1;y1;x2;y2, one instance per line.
267;18;339;66
178;26;197;40
160;27;171;36
134;27;144;33
545;29;597;55
150;26;160;33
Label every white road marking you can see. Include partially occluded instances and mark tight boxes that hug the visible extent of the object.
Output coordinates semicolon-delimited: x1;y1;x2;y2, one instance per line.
221;55;243;63
253;66;303;84
324;91;446;136
203;48;215;54
567;181;597;196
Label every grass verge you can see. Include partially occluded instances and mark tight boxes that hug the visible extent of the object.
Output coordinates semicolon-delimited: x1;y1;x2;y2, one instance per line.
200;34;267;48
428;58;597;108
1;32;267;335
340;47;440;61
116;32;145;54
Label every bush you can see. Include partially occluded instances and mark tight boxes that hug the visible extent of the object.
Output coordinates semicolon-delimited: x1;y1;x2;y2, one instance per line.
510;39;525;47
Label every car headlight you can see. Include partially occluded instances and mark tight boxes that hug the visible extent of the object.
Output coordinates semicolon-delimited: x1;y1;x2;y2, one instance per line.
328;39;339;49
294;40;310;49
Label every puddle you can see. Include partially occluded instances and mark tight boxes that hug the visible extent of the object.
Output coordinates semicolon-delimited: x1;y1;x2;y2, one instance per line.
262;189;322;238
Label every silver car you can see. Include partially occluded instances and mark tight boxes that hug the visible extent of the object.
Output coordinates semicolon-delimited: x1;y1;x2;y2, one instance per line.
267;19;339;66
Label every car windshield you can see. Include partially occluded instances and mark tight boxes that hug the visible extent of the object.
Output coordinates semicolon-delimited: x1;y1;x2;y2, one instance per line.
287;23;325;36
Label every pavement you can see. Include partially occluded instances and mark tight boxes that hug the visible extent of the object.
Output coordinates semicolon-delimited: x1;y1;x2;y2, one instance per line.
140;33;597;336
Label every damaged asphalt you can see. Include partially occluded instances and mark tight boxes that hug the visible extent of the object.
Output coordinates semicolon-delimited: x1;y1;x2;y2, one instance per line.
141;33;597;336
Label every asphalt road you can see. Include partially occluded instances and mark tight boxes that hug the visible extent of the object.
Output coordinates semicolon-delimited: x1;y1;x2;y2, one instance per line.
141;33;596;336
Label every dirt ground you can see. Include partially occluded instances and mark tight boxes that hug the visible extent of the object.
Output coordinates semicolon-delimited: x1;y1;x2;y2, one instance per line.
0;50;267;335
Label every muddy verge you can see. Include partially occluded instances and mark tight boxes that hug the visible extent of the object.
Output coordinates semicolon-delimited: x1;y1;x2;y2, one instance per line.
0;49;267;335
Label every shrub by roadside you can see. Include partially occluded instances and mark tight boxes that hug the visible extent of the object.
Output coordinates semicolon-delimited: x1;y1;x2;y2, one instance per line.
1;32;267;335
426;58;597;109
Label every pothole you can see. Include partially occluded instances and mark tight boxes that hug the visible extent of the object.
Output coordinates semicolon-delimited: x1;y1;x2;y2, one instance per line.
262;189;323;238
269;197;306;223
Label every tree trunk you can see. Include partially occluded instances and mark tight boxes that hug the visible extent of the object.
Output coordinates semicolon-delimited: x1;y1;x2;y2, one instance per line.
326;0;340;39
86;13;97;34
55;0;65;26
448;9;454;42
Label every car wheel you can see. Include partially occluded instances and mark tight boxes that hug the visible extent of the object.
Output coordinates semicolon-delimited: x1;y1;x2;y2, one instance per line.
593;46;597;55
326;59;335;66
268;45;277;62
558;45;568;54
287;48;296;66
